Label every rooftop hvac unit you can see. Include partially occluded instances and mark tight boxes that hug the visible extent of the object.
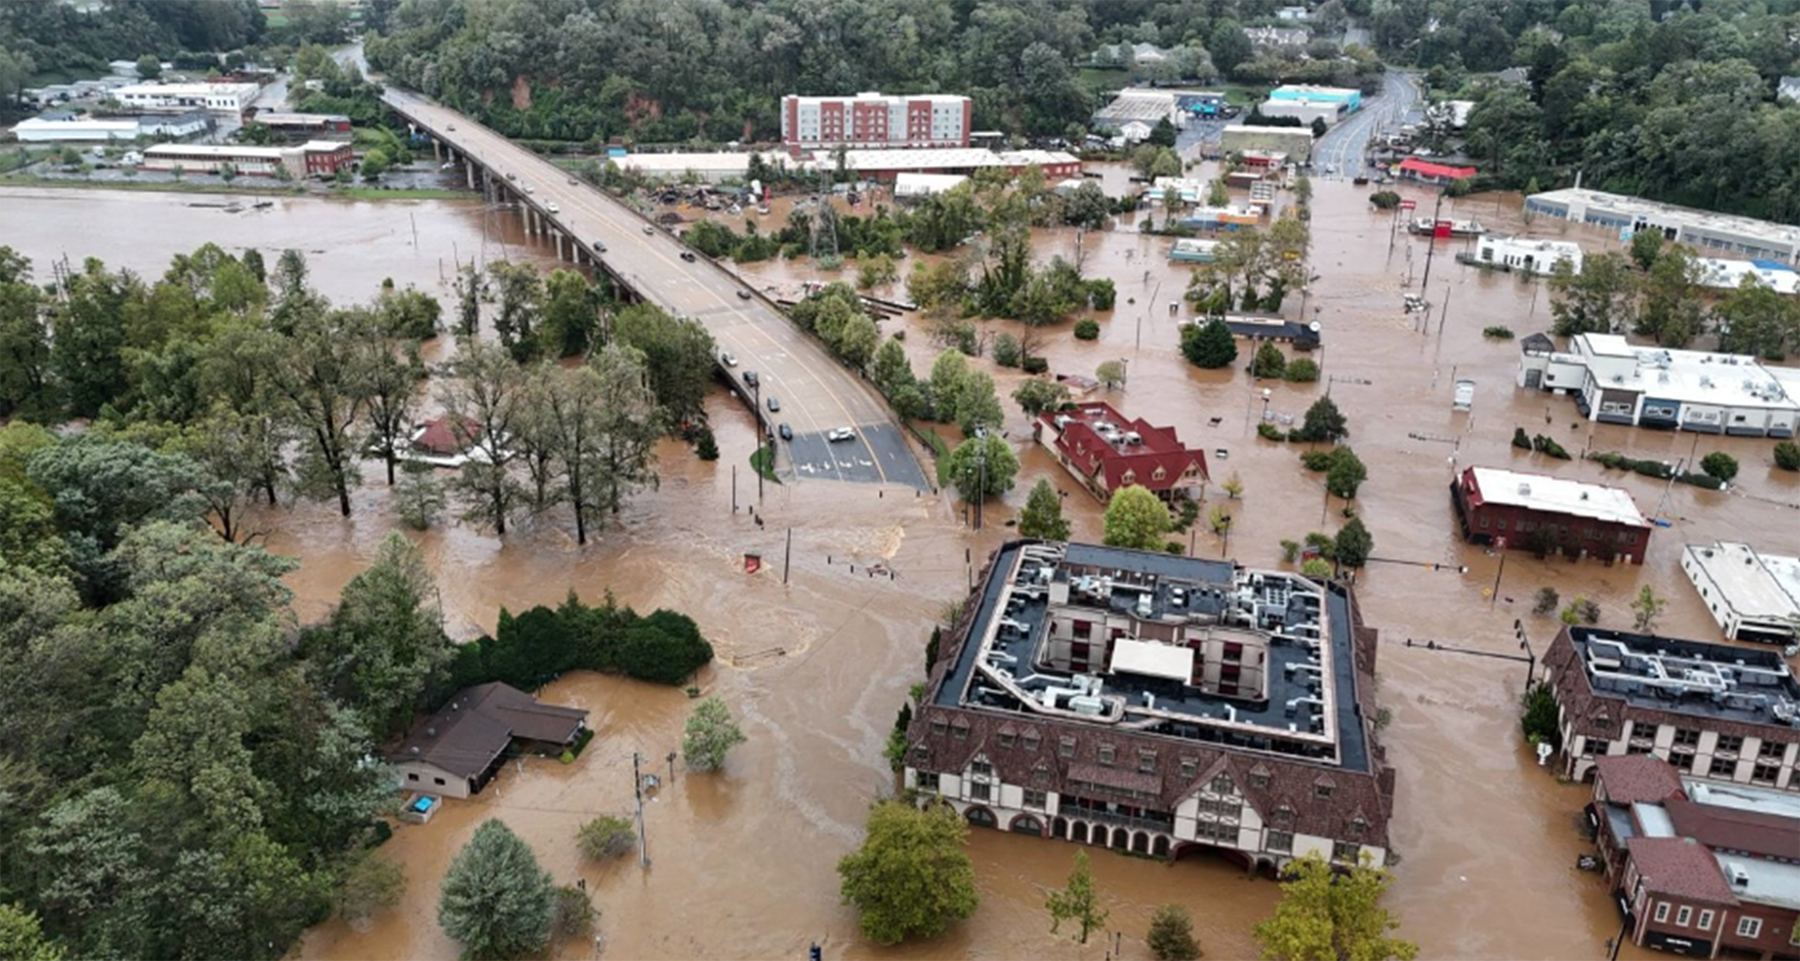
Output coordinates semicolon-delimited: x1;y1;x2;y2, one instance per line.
1070;694;1106;715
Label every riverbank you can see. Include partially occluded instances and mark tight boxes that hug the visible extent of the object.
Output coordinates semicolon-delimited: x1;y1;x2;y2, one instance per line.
0;173;476;202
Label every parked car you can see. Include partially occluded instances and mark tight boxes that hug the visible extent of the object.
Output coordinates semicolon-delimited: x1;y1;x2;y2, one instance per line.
827;427;855;443
766;396;780;412
778;423;793;441
720;352;738;366
642;224;655;235
743;370;758;386
525;184;535;194
680;250;697;262
736;288;753;300
447;123;456;131
546;201;560;213
505;172;517;180
594;240;607;252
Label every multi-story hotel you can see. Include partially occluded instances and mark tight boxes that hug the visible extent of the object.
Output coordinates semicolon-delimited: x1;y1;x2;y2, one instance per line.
1543;625;1800;788
902;540;1395;873
780;92;972;149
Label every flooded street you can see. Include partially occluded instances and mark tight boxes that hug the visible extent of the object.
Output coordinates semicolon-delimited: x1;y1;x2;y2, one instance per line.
10;180;1796;959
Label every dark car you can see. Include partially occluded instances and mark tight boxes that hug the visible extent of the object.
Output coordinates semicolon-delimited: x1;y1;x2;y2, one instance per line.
767;396;780;412
778;423;793;441
594;240;607;253
743;370;758;386
736;288;753;300
680;250;697;262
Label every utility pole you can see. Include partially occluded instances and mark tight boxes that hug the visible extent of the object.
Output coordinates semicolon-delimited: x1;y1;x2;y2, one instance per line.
752;380;764;503
732;463;738;513
631;751;650;868
1419;190;1446;292
975;431;987;531
1437;283;1452;337
783;527;792;584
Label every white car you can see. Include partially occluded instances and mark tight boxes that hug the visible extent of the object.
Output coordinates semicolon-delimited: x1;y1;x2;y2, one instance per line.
546;202;560;214
525;184;535;194
827;427;856;443
720;352;738;366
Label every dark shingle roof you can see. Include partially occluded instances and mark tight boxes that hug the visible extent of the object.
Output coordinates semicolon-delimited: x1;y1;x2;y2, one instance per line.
1595;755;1685;806
391;682;588;778
1626;837;1739;905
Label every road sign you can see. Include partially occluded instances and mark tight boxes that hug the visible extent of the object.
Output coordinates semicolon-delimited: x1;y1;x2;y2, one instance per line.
1399;198;1417;211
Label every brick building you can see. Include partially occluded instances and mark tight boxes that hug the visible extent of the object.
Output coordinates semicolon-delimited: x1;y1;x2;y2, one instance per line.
1542;625;1800;788
902;540;1396;873
1450;466;1653;564
1034;402;1209;505
1589;755;1800;959
781;92;972;149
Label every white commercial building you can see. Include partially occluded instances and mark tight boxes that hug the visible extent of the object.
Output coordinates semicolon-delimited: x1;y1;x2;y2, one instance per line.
1516;332;1800;437
612;151;804;184
893;172;968;200
113;82;261;114
1256;99;1342;126
1682;542;1800;644
12;109;211;143
780;92;971;149
1693;257;1800;295
1471;235;1583;276
1525;187;1800;264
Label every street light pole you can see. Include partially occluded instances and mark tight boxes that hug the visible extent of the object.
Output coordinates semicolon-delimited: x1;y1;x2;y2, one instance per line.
1514;619;1537;687
751;379;764;503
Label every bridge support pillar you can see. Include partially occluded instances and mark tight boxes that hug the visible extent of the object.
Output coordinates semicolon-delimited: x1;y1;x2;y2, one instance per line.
555;231;565;261
466;161;475;191
524;207;534;236
432;139;441;162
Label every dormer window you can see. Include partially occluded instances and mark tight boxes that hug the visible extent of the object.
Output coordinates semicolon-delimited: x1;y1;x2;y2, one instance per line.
1121;470;1137;485
930;718;947;737
1022;730;1041;752
1098;744;1116;767
1152;466;1167;482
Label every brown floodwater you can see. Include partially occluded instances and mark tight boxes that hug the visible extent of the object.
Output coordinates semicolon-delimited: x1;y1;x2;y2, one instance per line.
10;181;1794;960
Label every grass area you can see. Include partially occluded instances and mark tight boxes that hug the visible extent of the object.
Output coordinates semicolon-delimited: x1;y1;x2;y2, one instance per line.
1219;84;1271;106
0;175;477;203
920;429;952;487
0;147;55;175
749;446;780;484
330;185;477;201
1079;67;1130;94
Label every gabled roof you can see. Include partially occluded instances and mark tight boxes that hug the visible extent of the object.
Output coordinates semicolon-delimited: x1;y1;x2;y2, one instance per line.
1595;755;1686;806
391;682;588;779
1626;837;1739;905
413;415;482;456
1040;402;1209;491
1664;797;1800;862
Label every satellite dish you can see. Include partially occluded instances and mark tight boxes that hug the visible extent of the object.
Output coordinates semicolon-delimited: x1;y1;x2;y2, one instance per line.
1309;321;1322;332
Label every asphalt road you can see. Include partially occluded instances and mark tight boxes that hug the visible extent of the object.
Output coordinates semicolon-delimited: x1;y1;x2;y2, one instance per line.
1311;70;1420;179
381;88;930;491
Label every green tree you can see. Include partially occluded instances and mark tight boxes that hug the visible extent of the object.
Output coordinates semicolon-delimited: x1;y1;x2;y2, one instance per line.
1335;517;1373;568
1019;477;1071;540
1324;447;1368;499
274;302;376;517
1095;359;1126;390
682;696;747;773
838;801;979;945
333;852;406;924
872;338;917;401
944;432;1019;502
134;54;161;80
1148;904;1201;961
1549;252;1637;338
857;254;899;290
436;340;526;534
0;250;55;420
454;262;488;338
359;333;425;487
0;902;62;961
1520;680;1560;748
1700;451;1739;482
611;302;717;427
1046;849;1109;945
50;258;135;419
1066;180;1110;230
1629;230;1664;271
1775;440;1800;471
1252;342;1288;379
438;819;555;961
1013;377;1070;418
307;532;451;738
1714;276;1799;359
575;815;635;861
537;269;598;359
1180;318;1239;369
1299;397;1349;443
1103;485;1171;551
1210;18;1254;75
839;313;880;370
1207;178;1230;207
1631;584;1667;633
1253;851;1417;961
359;148;390;181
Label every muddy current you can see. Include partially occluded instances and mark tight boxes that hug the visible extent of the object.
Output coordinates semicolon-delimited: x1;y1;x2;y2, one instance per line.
7;180;1796;960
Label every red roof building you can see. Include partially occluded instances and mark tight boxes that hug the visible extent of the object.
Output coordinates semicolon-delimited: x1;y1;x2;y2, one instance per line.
1397;157;1477;185
412;415;483;457
1034;401;1209;504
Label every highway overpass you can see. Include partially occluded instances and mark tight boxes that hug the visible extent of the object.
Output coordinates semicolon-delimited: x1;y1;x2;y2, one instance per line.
382;87;930;491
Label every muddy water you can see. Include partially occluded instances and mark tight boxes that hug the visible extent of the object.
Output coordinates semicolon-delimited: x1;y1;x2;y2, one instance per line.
18;183;1795;959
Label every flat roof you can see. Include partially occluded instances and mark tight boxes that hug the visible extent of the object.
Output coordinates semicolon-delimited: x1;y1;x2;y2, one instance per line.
785;91;966;104
115;82;259;96
893;172;968;189
252;111;349;124
616;151;806;174
1528;187;1800;249
1466;466;1649;526
1685;778;1800;822
1694;257;1800;294
839;147;1078;172
1570;334;1797;410
1569;626;1800;730
1718;854;1800;912
1684;542;1800;622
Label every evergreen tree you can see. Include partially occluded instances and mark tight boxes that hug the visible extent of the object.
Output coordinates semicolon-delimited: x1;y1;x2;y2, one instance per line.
438;820;555;961
1019;477;1071;541
1180;318;1239;369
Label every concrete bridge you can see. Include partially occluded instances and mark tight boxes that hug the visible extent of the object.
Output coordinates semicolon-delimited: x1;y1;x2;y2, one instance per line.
383;87;929;490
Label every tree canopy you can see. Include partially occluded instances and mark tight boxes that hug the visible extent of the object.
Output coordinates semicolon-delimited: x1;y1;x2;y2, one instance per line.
838;800;979;944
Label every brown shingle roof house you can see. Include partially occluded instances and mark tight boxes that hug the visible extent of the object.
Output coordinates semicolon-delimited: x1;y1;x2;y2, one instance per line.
390;682;588;799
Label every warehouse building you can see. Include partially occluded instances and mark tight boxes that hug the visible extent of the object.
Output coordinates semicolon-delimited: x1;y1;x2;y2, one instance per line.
114;82;262;114
143;140;354;178
1525;188;1800;265
1681;542;1800;644
12;108;211;143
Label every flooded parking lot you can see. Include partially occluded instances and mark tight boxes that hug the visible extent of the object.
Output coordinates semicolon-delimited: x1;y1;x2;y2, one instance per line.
7;181;1793;958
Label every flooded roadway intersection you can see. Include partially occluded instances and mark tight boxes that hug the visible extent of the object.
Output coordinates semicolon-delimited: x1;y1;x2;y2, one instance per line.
6;180;1793;959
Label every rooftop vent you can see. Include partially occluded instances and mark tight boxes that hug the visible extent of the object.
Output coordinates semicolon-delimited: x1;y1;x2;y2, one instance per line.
426;726;438;738
1518;483;1532;496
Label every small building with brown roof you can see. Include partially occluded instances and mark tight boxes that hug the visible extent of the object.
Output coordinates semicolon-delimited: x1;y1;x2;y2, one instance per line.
390;682;589;799
1034;402;1210;506
904;540;1394;872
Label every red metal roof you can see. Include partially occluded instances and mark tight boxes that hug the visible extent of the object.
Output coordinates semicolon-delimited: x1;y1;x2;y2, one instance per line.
1625;837;1739;905
414;415;482;456
1040;402;1208;492
1398;157;1477;180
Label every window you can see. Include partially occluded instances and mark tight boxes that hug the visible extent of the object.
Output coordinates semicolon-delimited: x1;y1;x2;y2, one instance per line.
1023;731;1040;752
1179;758;1197;779
1316;784;1334;799
1210;775;1235;796
1697;910;1713;931
1676;906;1692;928
1098;744;1116;767
1331;841;1359;863
969;781;990;802
1348;818;1367;839
1060;737;1077;759
998;731;1016;748
1761;740;1787;760
1023;789;1047;810
1673;729;1701;749
1250;771;1270;789
1737;917;1762;939
921;772;942;793
971;760;993;778
1753;763;1780;785
433;777;446;786
930;718;947;736
952;721;969;741
1711;756;1738;778
1654;902;1670;924
407;773;419;781
1138;751;1158;774
913;744;930;762
1266;830;1293;853
1717;735;1744;755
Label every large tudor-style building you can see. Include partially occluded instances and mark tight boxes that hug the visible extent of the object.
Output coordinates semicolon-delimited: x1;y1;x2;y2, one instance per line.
903;540;1395;872
1034;402;1210;505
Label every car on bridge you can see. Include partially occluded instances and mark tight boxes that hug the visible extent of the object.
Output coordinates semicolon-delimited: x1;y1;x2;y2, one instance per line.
593;240;607;252
778;423;793;441
547;202;560;214
766;396;780;412
737;289;753;300
828;427;856;443
743;370;758;386
642;224;655;235
680;251;697;262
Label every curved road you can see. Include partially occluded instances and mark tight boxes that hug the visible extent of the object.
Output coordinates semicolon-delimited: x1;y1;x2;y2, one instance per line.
1311;70;1420;179
382;88;929;490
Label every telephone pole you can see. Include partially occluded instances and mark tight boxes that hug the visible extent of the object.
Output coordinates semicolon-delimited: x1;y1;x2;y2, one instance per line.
631;751;650;868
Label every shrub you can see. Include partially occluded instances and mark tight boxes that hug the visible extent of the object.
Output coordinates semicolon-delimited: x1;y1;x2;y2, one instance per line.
1532;586;1560;616
1301;557;1334;578
1022;356;1049;374
1301;449;1333;471
1324;447;1367;498
1701;451;1739;482
1775;440;1800;471
1520;681;1560;749
1280;539;1301;562
1251;342;1288;379
1283;358;1320;382
551;885;596;940
1074;318;1101;340
1148;904;1201;961
1368;190;1401;210
1483;326;1515;340
1257;422;1286;441
992;333;1022;368
1531;435;1570;459
1512;427;1532;450
1087;279;1117;310
576;815;636;861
